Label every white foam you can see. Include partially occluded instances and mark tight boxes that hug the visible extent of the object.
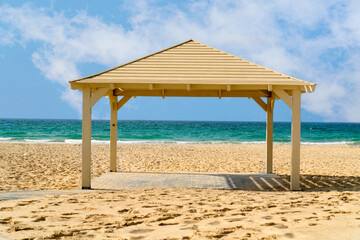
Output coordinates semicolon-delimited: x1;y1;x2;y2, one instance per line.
24;139;52;143
64;139;82;144
92;140;110;144
240;141;266;144
301;141;353;145
0;137;12;141
118;140;267;145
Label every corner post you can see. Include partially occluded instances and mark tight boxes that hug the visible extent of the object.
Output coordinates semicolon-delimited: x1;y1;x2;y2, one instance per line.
266;97;274;174
82;87;92;189
291;89;301;190
110;94;118;172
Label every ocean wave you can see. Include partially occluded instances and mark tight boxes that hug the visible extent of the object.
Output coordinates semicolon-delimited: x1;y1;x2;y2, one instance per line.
24;139;53;143
0;138;359;145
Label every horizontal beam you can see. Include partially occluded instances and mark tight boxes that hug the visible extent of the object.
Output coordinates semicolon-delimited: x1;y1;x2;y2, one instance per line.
69;82;311;92
114;89;270;98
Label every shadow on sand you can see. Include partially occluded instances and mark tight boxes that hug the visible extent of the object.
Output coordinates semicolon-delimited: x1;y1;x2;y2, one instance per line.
91;171;360;192
222;174;360;191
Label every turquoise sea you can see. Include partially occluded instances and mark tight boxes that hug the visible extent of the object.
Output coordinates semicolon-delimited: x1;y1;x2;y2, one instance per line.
0;119;359;145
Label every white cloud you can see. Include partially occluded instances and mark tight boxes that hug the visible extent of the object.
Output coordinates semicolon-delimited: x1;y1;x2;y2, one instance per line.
1;1;360;121
0;3;156;113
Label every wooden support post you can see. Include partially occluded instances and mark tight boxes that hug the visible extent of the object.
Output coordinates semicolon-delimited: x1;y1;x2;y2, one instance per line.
110;95;118;172
82;87;92;189
291;89;301;190
266;97;274;174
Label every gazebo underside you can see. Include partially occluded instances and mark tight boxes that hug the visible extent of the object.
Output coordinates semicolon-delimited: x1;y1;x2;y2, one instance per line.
74;84;303;191
69;39;316;191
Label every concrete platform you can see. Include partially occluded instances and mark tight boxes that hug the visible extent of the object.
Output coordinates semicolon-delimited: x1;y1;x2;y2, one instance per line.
92;172;290;191
0;173;289;201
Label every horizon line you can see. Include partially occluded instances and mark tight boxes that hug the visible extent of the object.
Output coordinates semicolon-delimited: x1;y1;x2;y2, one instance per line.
0;118;358;124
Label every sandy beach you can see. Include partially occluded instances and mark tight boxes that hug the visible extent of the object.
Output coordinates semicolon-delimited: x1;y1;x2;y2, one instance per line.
0;143;360;239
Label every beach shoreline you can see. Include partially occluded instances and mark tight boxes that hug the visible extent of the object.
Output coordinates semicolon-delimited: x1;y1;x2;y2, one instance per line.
1;139;360;146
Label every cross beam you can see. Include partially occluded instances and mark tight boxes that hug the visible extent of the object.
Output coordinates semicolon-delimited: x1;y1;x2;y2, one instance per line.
114;89;270;98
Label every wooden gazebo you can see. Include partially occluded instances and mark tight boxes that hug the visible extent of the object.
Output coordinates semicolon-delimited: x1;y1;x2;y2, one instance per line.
69;40;316;190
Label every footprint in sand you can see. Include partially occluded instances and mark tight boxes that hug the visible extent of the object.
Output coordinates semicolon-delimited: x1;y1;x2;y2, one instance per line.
154;213;181;222
62;212;78;216
208;221;220;225
66;198;79;203
275;224;288;229
129;228;155;234
231;212;246;216
180;226;197;231
227;217;246;222
117;208;130;213
33;216;46;222
183;220;197;224
261;222;276;226
16;200;38;206
159;222;179;226
213;207;232;212
209;227;239;238
0;217;12;224
284;232;295;238
142;205;157;208
244;232;252;238
0;207;14;211
7;224;35;232
84;214;111;223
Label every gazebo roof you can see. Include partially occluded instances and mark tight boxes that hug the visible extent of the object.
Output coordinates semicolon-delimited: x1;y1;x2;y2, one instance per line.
69;39;316;97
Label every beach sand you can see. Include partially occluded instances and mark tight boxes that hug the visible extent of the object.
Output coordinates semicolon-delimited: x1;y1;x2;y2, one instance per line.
0;143;360;239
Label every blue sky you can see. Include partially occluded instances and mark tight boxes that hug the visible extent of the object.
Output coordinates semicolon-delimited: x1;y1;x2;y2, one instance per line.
1;0;360;122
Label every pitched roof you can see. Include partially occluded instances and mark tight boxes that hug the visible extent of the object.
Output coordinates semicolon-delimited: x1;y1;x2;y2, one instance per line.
70;39;315;93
